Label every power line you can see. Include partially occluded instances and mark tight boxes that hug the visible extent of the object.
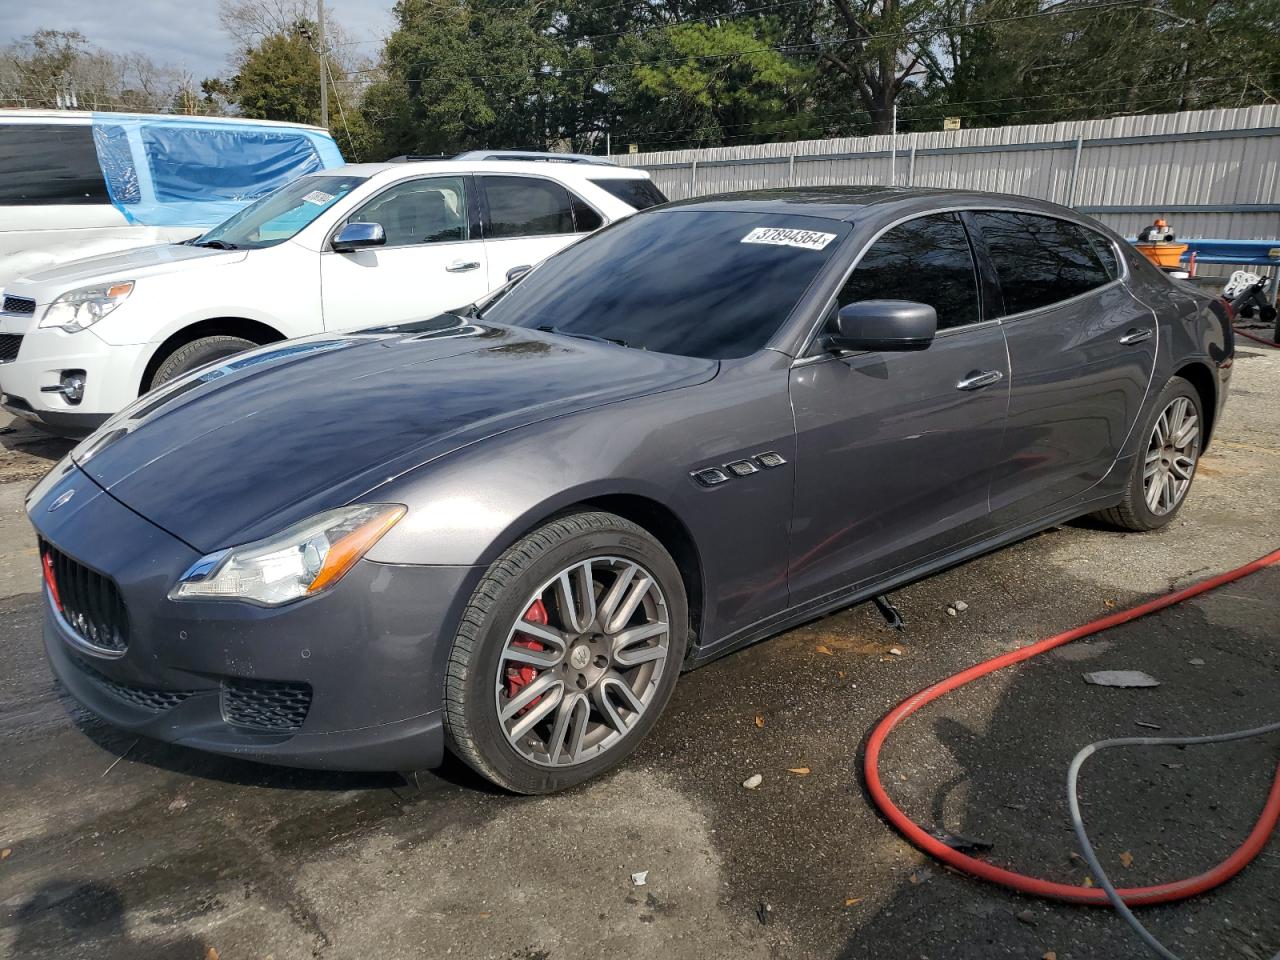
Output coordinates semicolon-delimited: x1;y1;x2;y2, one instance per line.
612;73;1260;143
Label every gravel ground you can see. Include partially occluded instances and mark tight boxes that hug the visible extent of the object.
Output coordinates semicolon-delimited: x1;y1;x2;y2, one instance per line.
0;346;1277;960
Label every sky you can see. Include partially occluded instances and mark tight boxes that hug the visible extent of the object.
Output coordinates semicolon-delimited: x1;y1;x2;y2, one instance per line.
2;0;396;80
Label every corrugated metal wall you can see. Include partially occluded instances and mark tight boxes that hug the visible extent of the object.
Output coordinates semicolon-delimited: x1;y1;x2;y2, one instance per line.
614;105;1280;241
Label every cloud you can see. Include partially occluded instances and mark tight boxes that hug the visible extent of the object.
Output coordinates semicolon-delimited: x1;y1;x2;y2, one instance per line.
2;0;393;79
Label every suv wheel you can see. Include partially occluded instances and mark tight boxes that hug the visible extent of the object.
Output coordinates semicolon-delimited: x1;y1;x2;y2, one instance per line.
149;335;257;389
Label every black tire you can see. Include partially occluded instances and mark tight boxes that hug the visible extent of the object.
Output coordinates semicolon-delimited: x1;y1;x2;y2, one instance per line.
148;335;258;389
443;510;688;794
1094;375;1204;532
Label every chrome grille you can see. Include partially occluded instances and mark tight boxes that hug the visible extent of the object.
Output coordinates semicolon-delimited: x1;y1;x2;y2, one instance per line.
42;542;130;653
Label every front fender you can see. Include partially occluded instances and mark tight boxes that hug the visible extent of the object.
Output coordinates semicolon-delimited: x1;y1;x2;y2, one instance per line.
364;355;797;644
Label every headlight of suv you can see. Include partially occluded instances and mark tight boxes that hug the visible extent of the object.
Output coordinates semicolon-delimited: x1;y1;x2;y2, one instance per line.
39;281;135;333
170;504;406;606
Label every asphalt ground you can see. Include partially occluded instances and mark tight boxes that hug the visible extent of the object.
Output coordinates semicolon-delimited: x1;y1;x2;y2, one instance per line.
0;345;1277;960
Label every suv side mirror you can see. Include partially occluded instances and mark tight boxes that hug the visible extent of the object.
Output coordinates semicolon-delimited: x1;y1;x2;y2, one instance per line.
826;300;937;352
506;264;532;283
332;222;386;253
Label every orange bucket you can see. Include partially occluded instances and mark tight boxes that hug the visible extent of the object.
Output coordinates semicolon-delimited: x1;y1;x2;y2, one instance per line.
1134;241;1188;268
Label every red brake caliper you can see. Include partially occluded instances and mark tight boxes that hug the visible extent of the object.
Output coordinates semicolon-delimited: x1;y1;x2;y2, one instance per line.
505;598;548;714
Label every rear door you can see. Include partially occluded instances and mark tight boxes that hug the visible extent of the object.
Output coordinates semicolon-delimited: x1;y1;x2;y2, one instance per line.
787;213;1011;605
321;174;489;329
967;211;1158;522
478;174;603;288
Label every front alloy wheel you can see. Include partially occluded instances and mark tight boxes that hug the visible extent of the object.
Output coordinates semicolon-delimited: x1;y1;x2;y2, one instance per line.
496;557;670;767
444;511;687;794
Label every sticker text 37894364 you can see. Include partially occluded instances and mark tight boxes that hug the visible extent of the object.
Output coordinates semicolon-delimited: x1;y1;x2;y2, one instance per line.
740;227;837;251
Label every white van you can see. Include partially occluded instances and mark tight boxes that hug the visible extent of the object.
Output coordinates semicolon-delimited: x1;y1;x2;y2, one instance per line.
0;156;666;434
0;110;344;285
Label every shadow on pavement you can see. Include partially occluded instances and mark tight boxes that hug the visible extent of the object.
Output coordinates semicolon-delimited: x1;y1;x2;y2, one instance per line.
6;880;205;959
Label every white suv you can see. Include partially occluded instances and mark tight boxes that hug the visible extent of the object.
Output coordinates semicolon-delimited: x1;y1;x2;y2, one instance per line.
0;156;666;434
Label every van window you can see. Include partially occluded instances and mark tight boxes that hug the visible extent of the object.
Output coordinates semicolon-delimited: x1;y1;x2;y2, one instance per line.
141;126;323;202
0;123;109;205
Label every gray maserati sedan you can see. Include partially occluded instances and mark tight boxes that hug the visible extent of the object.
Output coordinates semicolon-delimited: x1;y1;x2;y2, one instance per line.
28;187;1232;793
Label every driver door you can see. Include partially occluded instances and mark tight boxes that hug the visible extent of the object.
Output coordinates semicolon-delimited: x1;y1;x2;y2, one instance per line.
787;213;1011;606
321;175;489;330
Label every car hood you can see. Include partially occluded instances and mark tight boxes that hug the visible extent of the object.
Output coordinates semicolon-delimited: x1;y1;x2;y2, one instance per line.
73;317;718;553
6;243;244;303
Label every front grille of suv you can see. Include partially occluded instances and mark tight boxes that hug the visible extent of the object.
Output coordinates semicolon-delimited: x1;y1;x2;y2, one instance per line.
42;542;130;654
0;334;21;364
221;678;313;732
2;294;35;315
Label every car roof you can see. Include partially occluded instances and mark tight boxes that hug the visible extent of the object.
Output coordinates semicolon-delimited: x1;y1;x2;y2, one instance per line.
661;186;1089;223
330;159;653;183
0;108;330;133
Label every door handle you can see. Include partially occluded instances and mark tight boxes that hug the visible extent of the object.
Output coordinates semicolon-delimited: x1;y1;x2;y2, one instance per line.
1118;327;1153;345
956;369;1004;391
446;260;481;273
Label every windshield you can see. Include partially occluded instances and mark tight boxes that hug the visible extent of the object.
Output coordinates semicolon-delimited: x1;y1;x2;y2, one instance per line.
481;210;849;359
193;173;367;249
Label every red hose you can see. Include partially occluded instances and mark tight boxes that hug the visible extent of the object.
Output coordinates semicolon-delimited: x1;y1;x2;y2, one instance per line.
1234;326;1280;348
864;548;1280;906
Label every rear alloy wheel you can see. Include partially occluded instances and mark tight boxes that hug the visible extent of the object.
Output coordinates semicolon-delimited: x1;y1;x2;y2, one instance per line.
1095;376;1203;531
444;511;687;794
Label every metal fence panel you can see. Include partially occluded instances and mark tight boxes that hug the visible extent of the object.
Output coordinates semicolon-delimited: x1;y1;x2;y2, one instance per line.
617;105;1280;241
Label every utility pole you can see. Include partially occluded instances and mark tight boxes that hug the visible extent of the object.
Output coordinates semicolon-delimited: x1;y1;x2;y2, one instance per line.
888;102;897;186
317;0;329;128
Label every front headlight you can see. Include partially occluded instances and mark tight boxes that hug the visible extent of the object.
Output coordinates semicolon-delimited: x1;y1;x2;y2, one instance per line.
39;280;134;333
169;504;406;606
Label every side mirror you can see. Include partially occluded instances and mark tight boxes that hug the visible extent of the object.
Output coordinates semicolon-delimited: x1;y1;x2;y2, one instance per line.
826;300;937;353
332;222;386;253
506;264;532;283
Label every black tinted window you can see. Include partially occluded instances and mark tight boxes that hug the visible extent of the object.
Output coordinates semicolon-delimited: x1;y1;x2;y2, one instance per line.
839;213;980;330
570;195;602;232
483;176;574;237
0;123;108;205
588;177;668;210
1084;228;1120;279
970;212;1113;315
483;211;848;359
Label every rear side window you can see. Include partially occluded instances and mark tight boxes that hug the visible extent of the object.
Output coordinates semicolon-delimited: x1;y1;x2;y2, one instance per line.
839;213;981;331
0;123;109;205
140;126;322;202
1084;228;1120;279
588;177;668;211
969;212;1113;315
482;176;576;238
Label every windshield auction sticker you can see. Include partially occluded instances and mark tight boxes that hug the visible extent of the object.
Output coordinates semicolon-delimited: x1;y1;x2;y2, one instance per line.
740;227;837;250
302;190;336;205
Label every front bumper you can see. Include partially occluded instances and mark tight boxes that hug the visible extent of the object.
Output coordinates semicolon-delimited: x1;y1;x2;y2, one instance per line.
0;319;149;433
31;464;480;772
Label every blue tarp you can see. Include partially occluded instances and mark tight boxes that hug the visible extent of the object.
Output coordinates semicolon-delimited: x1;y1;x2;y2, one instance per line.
90;113;344;228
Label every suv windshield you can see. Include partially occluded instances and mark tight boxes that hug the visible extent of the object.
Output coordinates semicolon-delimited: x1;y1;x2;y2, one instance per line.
193;173;367;250
482;210;848;359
